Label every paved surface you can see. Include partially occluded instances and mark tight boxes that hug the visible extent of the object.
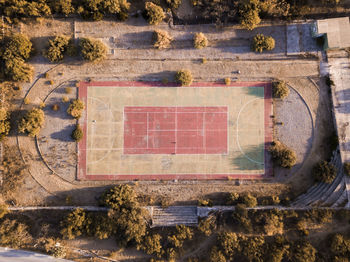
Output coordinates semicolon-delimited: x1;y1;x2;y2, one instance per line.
0;247;72;262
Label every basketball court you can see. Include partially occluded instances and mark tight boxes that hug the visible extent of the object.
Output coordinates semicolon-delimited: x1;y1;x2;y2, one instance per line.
77;81;272;180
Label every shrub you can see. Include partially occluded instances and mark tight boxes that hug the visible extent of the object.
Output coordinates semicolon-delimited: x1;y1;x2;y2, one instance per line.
60;208;87;239
145;2;165;25
18;108;45;137
313;161;336;184
168;225;193;248
72;124;83;142
291;241;316;262
0;205;8;219
0;219;31;248
139;234;163;257
198;199;213;206
166;0;182;9
329;234;350;256
193;32;208;49
39;101;46;108
224;77;231;85
273;80;289;99
175;69;193;86
210;246;226;262
67;99;85;119
198;217;216;236
239;193;257;207
226;192;239;205
0;108;11;141
239;1;261;30
46;35;70;62
344;162;350;176
252;34;275;53
65;87;72;94
79;38;107;62
100;184;137;210
62;96;69;103
201;57;207;64
153;30;173;49
52;104;60;111
217;232;239;259
269;141;296;168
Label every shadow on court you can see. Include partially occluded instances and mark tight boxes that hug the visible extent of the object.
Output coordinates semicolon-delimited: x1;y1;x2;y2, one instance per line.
231;143;265;170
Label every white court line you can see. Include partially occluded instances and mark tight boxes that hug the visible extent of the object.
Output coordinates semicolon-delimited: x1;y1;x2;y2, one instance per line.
203;112;206;154
146;112;149;149
236;98;264;165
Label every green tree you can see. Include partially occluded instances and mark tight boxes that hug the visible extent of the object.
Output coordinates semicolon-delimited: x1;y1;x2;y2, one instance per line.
86;213;116;239
79;38;107;62
50;0;75;15
2;34;32;61
18;108;45;137
239;0;261;30
139;234;163;257
67;99;85;119
0;108;11;140
100;184;137;210
175;69;193;86
210;246;226;262
0;219;31;248
71;124;83;142
46;35;71;62
290;241;316;262
269;141;296;168
252;34;275;52
240;236;266;262
239;193;257;207
145;2;165;25
217;232;239;259
313;161;336;184
60;208;87;239
273;80;289;99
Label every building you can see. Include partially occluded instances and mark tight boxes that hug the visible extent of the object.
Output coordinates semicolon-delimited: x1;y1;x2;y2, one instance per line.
312;17;350;50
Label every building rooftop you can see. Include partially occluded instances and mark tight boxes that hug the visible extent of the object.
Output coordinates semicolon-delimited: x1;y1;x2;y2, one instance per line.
316;17;350;49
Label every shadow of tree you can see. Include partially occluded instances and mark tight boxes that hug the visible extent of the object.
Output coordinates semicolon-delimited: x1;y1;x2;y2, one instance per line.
231;143;265;170
50;124;75;142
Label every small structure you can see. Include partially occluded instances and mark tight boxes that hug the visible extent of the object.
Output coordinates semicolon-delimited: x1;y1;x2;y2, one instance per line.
312;17;350;50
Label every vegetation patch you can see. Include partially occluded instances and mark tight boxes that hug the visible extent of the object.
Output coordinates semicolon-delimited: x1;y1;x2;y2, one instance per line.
273;80;289;99
252;33;275;53
193;32;208;49
175;69;193;86
71;124;83;142
145;2;165;25
153;30;173;49
269;141;297;168
344;162;350;176
45;35;74;62
0;108;11;141
313;161;336;184
79;38;107;62
18;108;45;137
67;99;85;119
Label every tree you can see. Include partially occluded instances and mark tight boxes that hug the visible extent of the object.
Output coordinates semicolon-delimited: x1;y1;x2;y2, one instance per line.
198;217;216;236
46;35;71;62
269;141;296;168
217;232;239;259
290;241;316;262
0;205;8;219
71;124;83;142
139;234;163;257
0;219;31;248
67;99;85;119
0;108;11;141
210;246;226;262
50;0;75;16
273;80;289;99
240;236;266;262
193;32;208;49
175;69;193;86
4;57;34;82
153;30;173;49
239;193;257;207
344;162;350;177
86;213;116;239
18;108;45;137
167;225;193;248
2;34;32;61
100;184;138;210
79;38;107;62
313;161;336;184
239;3;261;30
145;2;165;25
60;208;87;239
252;34;275;53
166;0;182;9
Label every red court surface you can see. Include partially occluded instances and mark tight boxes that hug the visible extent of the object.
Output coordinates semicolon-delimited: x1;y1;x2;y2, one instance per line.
124;106;228;154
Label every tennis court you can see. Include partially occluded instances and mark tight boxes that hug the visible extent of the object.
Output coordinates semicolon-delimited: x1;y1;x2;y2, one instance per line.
77;81;272;180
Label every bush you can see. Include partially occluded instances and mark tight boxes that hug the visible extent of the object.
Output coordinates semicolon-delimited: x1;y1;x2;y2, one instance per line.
145;2;165;25
193;32;208;49
18;108;45;137
313;161;336;184
52;104;60;111
175;69;193;86
167;0;182;9
252;34;275;53
79;38;107;62
0;108;11;141
60;208;87;239
0;205;8;219
273;80;289;99
224;77;231;85
198;199;213;206
153;30;173;49
198;217;216;236
139;234;163;257
67;99;85;119
72;124;83;142
239;1;261;30
291;241;316;262
329;234;350;256
167;225;193;248
100;184;138;210
0;219;31;248
217;232;239;259
239;193;257;207
269;141;296;168
344;162;350;176
226;192;239;205
46;35;71;62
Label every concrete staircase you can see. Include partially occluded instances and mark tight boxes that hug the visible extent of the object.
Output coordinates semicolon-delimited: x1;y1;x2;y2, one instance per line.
151;206;198;227
292;148;349;208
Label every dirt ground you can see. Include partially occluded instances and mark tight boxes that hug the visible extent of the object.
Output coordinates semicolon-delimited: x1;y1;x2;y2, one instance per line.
0;17;334;207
